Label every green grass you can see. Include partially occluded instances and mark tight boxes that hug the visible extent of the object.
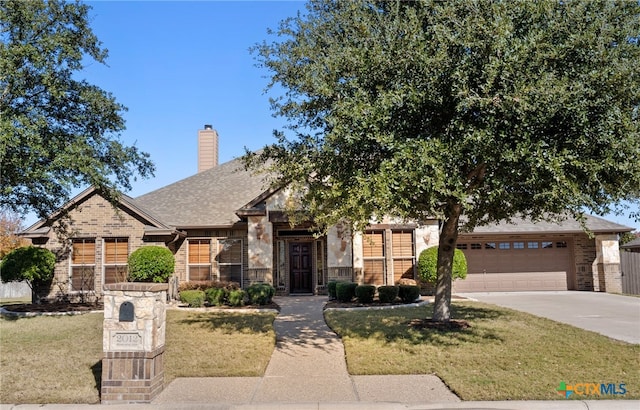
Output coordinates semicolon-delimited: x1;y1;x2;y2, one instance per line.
324;301;640;401
0;310;276;404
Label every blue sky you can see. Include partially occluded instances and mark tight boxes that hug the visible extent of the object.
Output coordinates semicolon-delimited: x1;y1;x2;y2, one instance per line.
24;1;639;230
82;0;305;196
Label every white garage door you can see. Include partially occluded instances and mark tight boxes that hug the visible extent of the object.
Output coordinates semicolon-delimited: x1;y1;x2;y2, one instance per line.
453;239;571;292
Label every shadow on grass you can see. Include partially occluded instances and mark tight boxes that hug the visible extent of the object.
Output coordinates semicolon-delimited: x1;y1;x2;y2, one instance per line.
175;312;276;335
91;361;102;400
325;302;507;347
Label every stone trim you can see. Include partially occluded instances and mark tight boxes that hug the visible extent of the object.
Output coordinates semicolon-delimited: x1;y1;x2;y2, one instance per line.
104;283;169;292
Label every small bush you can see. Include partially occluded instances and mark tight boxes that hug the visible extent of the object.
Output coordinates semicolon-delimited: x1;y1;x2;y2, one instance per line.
205;287;228;306
328;281;339;300
417;246;467;285
336;282;357;302
377;285;399;303
247;283;275;305
179;280;240;292
180;290;205;307
128;246;175;283
355;285;376;303
228;289;246;307
0;246;56;303
398;285;421;303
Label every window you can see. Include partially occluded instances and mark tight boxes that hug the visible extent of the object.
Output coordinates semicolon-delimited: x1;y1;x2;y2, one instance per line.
104;238;128;284
470;243;482;250
556;241;568;248
456;243;468;250
485;242;496;249
513;242;524;249
392;230;415;283
71;239;95;291
499;242;511;250
316;240;325;286
216;239;242;284
542;241;553;248
363;231;385;285
527;241;539;249
188;239;211;281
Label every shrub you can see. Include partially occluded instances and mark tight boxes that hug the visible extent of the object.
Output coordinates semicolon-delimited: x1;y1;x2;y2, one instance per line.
128;246;175;283
336;282;357;303
247;283;275;305
179;280;240;292
377;285;399;303
179;290;205;307
355;285;375;303
228;289;246;307
328;281;339;300
417;246;467;285
0;246;56;303
205;287;228;306
398;285;421;303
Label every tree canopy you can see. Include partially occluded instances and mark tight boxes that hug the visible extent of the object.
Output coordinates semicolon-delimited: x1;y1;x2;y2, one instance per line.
246;0;640;320
0;0;154;220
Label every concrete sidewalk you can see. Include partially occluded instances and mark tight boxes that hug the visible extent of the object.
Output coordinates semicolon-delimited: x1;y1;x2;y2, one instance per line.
152;296;459;405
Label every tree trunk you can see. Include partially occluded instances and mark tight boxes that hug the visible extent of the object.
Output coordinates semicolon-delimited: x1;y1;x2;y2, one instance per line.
432;202;462;322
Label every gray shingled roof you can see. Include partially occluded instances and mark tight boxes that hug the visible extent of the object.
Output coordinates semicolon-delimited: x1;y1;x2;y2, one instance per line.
470;214;633;234
134;157;269;227
621;237;640;249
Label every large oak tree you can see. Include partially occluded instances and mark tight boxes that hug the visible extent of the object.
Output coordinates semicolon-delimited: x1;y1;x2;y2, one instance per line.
246;0;640;321
0;0;154;221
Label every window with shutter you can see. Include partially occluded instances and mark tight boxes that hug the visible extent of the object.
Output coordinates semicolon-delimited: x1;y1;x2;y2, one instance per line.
188;239;211;281
392;230;415;282
216;239;242;284
363;231;385;285
71;239;95;291
104;238;128;284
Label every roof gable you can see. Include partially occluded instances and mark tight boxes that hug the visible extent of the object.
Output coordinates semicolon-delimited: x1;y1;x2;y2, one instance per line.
23;187;173;234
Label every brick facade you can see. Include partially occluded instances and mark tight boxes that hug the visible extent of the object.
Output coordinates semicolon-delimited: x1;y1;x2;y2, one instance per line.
35;193;152;301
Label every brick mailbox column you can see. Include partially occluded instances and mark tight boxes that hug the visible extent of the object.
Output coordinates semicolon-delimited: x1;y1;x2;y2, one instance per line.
101;283;167;404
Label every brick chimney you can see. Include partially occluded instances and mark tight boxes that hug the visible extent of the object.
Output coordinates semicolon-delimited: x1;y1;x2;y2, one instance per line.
198;124;218;172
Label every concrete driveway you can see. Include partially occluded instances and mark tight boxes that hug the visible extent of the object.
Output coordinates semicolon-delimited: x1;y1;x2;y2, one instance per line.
457;291;640;344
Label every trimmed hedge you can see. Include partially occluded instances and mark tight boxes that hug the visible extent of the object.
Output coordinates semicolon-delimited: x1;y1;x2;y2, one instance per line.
205;287;228;306
228;289;246;307
128;246;175;283
398;285;420;303
247;283;275;305
336;282;357;302
180;290;205;307
417;246;467;285
355;285;376;303
377;285;399;303
328;281;339;300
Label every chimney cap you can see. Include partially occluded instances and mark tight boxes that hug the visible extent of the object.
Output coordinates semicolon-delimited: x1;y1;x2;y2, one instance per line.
204;124;213;130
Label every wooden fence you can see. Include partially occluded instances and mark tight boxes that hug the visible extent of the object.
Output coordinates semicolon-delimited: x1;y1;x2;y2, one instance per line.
621;251;640;295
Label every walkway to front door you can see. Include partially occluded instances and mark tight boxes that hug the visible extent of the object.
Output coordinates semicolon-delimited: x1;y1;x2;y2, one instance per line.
154;296;459;405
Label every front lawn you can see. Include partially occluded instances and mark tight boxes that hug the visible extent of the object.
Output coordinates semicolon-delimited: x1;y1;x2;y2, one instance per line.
0;309;276;404
324;302;639;401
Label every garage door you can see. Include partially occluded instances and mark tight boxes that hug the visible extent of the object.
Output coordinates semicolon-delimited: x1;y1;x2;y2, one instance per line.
453;239;571;292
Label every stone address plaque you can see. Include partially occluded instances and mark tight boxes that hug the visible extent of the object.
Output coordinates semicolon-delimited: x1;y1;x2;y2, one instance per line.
110;331;144;351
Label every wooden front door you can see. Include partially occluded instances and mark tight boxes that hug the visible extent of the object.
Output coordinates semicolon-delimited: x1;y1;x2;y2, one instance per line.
289;242;313;293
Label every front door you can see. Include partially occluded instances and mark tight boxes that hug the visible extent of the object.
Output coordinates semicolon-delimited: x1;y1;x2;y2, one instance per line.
289;242;313;293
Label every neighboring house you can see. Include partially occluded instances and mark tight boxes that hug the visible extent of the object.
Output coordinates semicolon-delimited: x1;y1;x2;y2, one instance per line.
21;127;633;300
621;237;640;253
